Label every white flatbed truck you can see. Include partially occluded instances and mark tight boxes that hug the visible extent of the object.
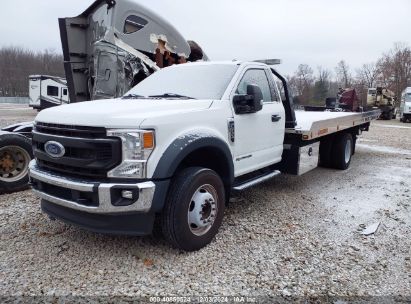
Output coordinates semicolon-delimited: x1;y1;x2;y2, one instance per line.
29;61;380;251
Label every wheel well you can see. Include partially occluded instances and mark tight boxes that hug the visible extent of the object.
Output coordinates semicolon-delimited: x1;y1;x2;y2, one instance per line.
175;147;233;189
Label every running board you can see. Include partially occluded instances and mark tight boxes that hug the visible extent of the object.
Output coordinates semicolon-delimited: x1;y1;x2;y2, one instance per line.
233;171;281;191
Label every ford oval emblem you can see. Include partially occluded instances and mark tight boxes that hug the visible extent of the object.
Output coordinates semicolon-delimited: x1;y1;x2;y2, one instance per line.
44;141;66;158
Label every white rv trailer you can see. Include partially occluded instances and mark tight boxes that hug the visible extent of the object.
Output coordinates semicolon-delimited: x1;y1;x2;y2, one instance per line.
29;75;69;110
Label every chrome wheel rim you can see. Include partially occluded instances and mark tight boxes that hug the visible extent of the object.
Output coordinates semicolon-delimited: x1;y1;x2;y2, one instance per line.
187;184;218;236
0;146;31;182
345;139;352;164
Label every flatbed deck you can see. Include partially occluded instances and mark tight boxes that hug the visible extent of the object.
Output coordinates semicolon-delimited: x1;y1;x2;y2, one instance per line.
286;110;381;140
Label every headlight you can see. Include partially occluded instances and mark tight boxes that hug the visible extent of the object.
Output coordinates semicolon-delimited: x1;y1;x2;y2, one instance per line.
107;129;155;179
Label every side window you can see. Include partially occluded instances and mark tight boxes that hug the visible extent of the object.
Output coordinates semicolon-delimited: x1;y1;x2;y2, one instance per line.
63;89;68;96
274;80;285;102
236;69;272;102
124;15;148;34
268;77;280;102
47;86;59;97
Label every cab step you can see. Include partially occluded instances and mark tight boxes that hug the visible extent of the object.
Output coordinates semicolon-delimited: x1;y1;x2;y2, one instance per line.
233;170;281;191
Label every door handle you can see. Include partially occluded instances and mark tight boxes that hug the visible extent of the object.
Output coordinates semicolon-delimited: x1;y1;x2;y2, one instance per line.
272;115;282;122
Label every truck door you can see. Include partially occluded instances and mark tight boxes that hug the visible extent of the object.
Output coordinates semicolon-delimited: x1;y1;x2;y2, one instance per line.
61;87;69;104
232;67;285;176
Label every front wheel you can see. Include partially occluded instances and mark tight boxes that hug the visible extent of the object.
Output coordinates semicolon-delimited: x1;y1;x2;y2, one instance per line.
161;167;225;251
0;134;33;193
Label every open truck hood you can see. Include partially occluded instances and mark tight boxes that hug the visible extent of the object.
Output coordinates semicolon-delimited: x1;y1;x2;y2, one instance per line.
59;0;206;103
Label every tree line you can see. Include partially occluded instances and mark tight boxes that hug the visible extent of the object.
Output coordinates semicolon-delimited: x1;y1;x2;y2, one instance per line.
0;46;64;97
0;43;410;104
286;42;411;106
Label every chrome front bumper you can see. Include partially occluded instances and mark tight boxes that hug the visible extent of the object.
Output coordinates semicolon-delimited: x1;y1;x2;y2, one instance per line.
29;160;155;214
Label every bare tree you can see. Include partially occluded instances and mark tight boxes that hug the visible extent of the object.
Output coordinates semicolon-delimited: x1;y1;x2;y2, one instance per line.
356;62;379;88
282;42;411;107
377;42;411;100
0;46;64;97
313;66;331;102
293;64;314;104
335;60;352;88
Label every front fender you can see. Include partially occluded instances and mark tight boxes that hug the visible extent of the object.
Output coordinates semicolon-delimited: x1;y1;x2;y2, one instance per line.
153;134;234;183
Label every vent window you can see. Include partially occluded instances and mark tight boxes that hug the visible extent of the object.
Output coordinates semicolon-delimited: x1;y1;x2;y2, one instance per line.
124;15;148;34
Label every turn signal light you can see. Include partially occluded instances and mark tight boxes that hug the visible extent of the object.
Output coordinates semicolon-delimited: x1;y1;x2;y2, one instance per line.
143;132;155;149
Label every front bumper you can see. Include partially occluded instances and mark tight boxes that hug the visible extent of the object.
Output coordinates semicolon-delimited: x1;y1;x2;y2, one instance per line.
29;160;155;214
41;200;155;236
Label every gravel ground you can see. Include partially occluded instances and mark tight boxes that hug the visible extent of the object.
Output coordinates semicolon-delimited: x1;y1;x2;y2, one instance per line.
0;103;37;127
1;104;410;299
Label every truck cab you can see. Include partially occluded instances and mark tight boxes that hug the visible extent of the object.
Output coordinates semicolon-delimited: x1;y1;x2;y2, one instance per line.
29;61;379;251
400;87;411;122
59;0;206;103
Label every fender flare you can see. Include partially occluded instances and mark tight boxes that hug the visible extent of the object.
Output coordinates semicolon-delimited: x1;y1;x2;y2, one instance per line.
153;134;234;184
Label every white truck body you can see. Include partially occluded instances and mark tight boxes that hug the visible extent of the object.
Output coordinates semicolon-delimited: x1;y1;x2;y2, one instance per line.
29;75;69;110
400;87;411;122
29;61;380;251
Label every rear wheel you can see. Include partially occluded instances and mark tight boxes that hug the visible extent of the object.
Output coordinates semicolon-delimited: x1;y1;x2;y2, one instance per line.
0;134;33;193
331;133;353;170
352;135;357;155
161;167;225;251
319;138;334;168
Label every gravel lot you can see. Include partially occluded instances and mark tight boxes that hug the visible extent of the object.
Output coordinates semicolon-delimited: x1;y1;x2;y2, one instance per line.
1;104;410;299
0;103;37;127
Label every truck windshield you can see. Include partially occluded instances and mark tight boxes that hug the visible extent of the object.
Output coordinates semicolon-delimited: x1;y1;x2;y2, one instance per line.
125;64;238;100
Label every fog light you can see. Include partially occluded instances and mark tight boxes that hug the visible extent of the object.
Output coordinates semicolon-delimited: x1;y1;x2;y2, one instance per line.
122;190;134;200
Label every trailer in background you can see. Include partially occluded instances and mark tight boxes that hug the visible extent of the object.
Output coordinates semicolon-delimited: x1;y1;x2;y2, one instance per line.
29;75;69;110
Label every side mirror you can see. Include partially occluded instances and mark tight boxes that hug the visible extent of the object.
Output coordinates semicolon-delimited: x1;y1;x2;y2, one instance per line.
233;84;264;114
247;84;264;112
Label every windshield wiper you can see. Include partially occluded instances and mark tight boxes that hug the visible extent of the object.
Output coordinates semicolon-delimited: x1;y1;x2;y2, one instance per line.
148;93;196;99
122;94;146;99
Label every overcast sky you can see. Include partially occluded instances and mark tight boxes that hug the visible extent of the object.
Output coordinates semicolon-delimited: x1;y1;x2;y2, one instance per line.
1;0;410;76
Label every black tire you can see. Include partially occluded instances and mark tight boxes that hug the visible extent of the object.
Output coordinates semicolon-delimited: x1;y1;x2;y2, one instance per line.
319;138;334;168
0;133;33;194
352;135;357;155
331;133;353;170
161;167;225;251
